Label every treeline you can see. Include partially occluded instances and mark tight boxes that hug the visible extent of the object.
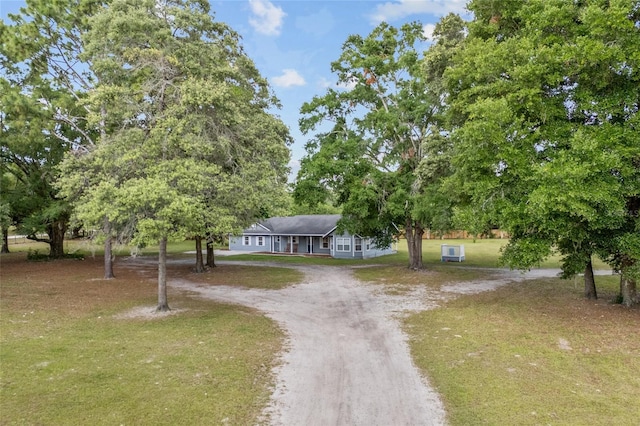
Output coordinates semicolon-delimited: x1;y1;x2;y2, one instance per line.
1;0;638;306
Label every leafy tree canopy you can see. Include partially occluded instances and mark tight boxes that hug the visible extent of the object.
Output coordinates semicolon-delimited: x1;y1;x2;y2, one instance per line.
295;20;464;269
446;0;640;303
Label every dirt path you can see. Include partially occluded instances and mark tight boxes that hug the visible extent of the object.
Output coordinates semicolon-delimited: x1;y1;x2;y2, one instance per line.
165;261;594;425
174;264;448;425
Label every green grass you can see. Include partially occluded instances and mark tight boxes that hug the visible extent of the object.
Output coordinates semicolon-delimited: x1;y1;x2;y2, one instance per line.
173;263;304;290
0;305;281;424
403;275;640;425
0;255;286;425
1;302;281;425
3;237;633;425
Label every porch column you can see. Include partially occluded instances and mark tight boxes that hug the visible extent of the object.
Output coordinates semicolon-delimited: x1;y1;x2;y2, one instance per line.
290;236;293;254
310;236;313;254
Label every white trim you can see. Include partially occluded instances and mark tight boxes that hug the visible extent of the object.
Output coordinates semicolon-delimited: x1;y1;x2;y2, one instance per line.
336;237;351;252
321;236;330;249
243;236;251;246
257;236;265;247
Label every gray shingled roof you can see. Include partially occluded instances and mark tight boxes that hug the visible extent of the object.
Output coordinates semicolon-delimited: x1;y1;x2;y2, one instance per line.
245;215;341;236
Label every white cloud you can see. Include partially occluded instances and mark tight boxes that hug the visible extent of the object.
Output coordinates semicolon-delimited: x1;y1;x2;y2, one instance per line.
422;23;436;40
318;77;333;89
336;76;358;91
288;158;300;182
316;76;357;91
249;0;286;36
272;69;306;88
369;0;468;24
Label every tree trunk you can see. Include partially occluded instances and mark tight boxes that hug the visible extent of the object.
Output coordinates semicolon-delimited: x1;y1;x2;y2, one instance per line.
406;220;424;270
194;236;205;273
47;219;67;258
619;256;638;307
1;228;9;253
104;236;115;279
157;236;170;312
206;239;216;268
620;274;638;307
104;219;115;279
584;257;597;300
71;226;83;239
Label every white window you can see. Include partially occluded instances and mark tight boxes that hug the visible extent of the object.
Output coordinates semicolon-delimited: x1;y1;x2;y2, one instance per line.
366;239;371;251
257;236;265;247
336;237;351;252
291;236;299;244
354;237;362;252
243;236;251;246
321;237;330;249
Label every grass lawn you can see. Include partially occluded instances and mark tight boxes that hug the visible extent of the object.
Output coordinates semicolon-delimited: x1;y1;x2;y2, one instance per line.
0;252;301;425
2;237;636;425
405;275;640;425
352;247;639;426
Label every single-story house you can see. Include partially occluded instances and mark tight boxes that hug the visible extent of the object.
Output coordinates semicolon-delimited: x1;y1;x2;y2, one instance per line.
229;214;396;259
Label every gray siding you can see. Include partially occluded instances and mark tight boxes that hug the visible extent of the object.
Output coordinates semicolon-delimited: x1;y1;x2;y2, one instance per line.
229;216;395;259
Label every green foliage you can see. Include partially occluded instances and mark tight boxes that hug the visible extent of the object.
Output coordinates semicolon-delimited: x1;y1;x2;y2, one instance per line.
26;248;84;261
452;205;490;242
26;249;48;261
296;20;465;267
0;78;73;256
1;0;107;257
56;0;291;249
447;0;640;289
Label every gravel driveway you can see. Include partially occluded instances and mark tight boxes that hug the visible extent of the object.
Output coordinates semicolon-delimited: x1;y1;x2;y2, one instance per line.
170;261;556;426
176;264;445;425
121;255;613;425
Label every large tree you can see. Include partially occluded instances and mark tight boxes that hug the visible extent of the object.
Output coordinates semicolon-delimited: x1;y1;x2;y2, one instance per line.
66;0;290;310
1;0;104;259
296;21;462;269
446;0;640;304
0;80;79;258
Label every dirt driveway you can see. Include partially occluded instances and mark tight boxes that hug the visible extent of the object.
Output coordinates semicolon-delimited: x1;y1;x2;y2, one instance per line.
167;261;560;426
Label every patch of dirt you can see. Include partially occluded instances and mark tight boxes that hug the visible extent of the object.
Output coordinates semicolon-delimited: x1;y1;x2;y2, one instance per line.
112;306;187;320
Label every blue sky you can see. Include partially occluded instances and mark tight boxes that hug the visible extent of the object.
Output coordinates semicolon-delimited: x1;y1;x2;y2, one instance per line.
1;0;471;177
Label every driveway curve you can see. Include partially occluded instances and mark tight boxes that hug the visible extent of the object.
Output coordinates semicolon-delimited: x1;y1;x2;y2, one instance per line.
167;260;594;425
172;263;445;426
